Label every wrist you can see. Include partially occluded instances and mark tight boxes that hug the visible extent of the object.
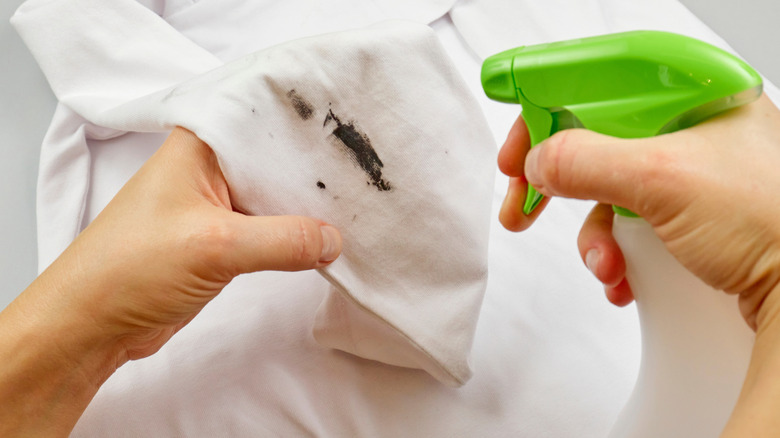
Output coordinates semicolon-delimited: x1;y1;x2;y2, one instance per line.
723;284;780;436
0;264;125;436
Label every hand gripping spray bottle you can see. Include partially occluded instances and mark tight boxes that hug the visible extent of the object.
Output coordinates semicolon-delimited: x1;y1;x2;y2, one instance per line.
481;31;762;437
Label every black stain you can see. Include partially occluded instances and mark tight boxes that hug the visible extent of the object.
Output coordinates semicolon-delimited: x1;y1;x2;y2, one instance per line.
317;181;326;189
287;89;314;120
251;106;256;114
324;108;392;191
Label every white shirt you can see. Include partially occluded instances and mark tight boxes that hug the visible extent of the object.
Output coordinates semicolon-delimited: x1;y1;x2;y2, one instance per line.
12;0;779;435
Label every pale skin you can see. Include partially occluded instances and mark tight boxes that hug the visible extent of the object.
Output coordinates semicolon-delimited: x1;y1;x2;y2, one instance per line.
498;93;780;436
0;127;342;436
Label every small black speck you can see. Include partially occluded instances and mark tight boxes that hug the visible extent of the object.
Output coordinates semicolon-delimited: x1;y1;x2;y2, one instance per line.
317;181;326;189
352;214;357;222
251;107;256;114
268;132;274;139
287;89;314;120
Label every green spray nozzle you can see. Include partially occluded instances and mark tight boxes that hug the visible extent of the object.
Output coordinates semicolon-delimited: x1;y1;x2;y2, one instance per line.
481;30;763;216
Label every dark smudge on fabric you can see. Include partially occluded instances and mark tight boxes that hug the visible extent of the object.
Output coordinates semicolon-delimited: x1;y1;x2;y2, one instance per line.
324;108;391;191
287;89;315;120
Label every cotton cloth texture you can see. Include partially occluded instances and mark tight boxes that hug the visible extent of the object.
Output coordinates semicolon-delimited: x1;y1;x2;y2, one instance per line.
12;0;780;436
15;7;495;386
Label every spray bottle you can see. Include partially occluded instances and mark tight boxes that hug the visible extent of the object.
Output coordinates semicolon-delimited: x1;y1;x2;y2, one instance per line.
481;31;762;436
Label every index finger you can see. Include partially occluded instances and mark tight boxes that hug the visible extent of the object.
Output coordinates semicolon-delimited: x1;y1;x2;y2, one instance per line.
497;115;551;231
498;115;531;177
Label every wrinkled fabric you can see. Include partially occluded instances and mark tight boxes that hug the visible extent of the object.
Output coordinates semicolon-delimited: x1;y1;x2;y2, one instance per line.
11;0;780;435
15;3;496;387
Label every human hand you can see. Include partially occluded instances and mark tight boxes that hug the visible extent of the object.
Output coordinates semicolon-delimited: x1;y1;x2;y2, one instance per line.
498;94;780;331
62;127;341;359
0;127;341;435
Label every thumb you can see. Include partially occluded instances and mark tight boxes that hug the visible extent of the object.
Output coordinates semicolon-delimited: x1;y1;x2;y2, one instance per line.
524;129;668;214
221;214;342;274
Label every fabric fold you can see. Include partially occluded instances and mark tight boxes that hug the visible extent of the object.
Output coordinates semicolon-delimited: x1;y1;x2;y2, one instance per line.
14;0;496;386
117;21;496;386
12;0;223;269
12;0;222;119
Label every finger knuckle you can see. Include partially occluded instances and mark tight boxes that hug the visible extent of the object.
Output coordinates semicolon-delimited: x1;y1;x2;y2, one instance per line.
285;217;322;266
641;138;694;193
185;216;236;264
539;130;579;188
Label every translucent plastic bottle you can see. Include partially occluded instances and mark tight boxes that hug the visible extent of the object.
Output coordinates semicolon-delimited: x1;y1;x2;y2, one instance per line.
608;215;754;437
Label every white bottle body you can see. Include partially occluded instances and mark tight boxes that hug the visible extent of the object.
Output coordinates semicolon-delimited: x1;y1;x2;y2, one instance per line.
608;215;754;437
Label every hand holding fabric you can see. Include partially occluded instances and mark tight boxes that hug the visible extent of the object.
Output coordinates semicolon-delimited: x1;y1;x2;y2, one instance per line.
74;21;495;386
0;128;341;436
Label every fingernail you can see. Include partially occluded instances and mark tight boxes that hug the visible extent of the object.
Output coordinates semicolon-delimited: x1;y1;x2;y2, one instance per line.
586;249;600;278
319;225;341;263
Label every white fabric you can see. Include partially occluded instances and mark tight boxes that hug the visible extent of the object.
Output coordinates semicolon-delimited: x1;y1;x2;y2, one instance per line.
16;3;496;385
11;0;780;435
158;0;456;63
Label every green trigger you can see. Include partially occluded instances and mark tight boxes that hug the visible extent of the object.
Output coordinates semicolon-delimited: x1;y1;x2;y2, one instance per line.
481;30;763;217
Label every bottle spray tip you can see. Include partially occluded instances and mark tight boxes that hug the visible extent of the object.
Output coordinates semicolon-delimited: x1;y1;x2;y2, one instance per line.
481;52;521;104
